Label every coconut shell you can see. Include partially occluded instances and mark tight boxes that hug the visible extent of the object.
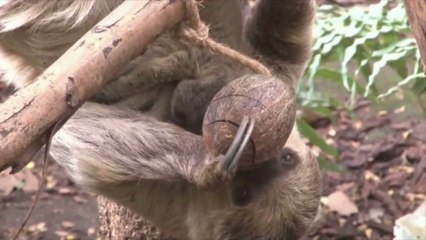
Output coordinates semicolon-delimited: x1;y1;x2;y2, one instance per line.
202;75;296;170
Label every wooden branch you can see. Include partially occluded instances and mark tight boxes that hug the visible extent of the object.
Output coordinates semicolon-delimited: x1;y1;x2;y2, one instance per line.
0;0;185;173
403;0;426;72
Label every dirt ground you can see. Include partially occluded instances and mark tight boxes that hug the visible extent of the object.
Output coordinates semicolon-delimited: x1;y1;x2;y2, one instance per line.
1;96;424;240
301;99;426;240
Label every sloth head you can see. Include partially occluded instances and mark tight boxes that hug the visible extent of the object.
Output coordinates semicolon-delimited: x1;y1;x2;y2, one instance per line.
190;126;322;240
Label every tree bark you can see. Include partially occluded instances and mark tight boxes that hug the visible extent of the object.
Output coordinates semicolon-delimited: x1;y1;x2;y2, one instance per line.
403;0;426;116
0;0;185;174
403;0;426;72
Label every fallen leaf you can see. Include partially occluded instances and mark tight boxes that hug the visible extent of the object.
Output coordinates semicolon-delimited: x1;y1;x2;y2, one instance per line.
394;106;405;114
21;169;39;193
0;172;21;196
28;222;48;233
73;196;87;204
327;191;358;216
365;228;373;239
46;175;57;190
338;218;346;227
353;120;362;130
402;130;412;140
368;208;384;221
406;193;426;202
394;201;426;240
61;221;75;229
87;227;97;236
65;235;76;240
378;110;387;116
0;168;39;195
25;161;35;169
58;187;75;195
320;196;328;206
54;230;69;238
364;170;380;182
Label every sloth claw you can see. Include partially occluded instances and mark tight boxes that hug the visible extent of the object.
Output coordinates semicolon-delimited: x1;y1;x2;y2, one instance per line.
218;116;255;180
196;116;254;189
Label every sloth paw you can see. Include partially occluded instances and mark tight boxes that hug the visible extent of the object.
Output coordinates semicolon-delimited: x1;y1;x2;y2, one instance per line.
195;116;255;189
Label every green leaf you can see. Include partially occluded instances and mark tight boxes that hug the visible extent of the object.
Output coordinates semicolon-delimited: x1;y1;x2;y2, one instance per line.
371;38;416;57
341;30;381;90
356;48;380;97
296;119;338;157
307;54;322;98
368;0;387;18
411;77;426;95
365;50;412;97
321;35;343;54
308;106;335;121
302;0;417;112
313;31;337;51
379;73;426;98
315;68;365;94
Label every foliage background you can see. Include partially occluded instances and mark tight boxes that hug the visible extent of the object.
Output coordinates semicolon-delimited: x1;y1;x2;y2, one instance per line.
297;0;425;170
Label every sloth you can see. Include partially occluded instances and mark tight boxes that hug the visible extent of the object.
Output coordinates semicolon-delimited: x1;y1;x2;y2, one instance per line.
51;102;321;240
0;0;322;239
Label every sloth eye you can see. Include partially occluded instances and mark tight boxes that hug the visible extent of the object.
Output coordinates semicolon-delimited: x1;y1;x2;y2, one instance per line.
279;148;298;166
281;152;294;164
231;185;252;206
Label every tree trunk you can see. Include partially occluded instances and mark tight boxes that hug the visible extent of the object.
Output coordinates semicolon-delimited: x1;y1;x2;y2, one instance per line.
403;0;426;72
403;0;426;115
98;196;177;240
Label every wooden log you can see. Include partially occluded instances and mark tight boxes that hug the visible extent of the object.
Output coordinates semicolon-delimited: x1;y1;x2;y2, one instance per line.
0;0;185;173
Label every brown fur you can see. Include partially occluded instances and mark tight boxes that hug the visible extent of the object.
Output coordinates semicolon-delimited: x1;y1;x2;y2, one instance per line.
0;0;321;239
170;0;316;134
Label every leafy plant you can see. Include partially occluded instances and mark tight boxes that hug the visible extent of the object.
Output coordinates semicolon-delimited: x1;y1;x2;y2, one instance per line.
296;0;425;171
298;0;425;108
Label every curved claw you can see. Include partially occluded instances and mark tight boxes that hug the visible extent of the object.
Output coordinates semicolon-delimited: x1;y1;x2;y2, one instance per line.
219;116;255;175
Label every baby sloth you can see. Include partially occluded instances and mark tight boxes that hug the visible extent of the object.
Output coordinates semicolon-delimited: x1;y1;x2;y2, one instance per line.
50;102;321;240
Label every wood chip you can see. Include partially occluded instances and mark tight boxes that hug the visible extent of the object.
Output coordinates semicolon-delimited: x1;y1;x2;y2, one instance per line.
327;191;358;216
61;221;75;229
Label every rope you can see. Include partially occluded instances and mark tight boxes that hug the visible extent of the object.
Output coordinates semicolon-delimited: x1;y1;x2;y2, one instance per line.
180;0;271;75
